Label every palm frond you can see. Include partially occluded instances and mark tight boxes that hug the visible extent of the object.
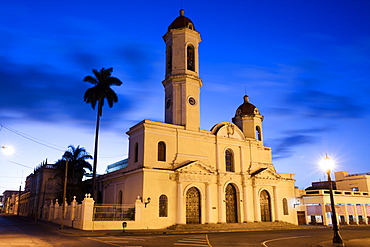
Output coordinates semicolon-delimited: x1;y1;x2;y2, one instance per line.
83;75;98;85
107;76;123;86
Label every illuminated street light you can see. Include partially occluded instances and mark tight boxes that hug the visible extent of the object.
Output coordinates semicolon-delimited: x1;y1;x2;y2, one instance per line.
321;154;343;244
1;146;14;155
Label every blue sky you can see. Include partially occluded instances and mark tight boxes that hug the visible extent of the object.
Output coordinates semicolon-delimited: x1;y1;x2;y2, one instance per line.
1;0;370;191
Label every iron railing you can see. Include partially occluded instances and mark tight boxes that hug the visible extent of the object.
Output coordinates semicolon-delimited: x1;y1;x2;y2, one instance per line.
93;204;135;221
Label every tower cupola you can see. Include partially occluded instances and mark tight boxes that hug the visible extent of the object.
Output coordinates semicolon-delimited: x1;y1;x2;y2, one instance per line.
168;9;196;31
232;95;264;142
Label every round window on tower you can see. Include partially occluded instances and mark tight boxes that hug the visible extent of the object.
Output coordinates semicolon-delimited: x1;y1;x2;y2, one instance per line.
166;98;172;109
188;97;196;106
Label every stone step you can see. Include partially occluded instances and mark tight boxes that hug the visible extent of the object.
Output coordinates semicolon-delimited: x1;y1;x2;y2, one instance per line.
168;221;296;230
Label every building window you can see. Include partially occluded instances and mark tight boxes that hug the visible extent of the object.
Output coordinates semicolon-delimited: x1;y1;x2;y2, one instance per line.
159;194;168;217
158;141;166;161
256;126;261;141
166;46;172;74
283;198;289;215
134;142;139;163
47;178;53;189
187;45;195;71
225;149;234;172
118;190;123;205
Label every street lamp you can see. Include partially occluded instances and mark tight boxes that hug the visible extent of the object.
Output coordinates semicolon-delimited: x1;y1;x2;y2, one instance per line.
321;154;343;244
1;146;14;155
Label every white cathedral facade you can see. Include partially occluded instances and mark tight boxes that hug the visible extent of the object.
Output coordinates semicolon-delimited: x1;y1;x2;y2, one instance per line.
98;10;298;229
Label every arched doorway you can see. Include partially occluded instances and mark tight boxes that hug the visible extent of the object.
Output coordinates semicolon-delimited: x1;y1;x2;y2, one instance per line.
260;190;271;222
225;183;238;223
186;187;201;224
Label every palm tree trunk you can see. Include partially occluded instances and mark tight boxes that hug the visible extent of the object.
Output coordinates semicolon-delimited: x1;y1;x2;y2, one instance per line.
91;100;102;200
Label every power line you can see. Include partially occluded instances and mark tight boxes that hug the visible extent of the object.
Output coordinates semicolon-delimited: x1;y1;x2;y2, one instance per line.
6;160;33;169
0;123;65;152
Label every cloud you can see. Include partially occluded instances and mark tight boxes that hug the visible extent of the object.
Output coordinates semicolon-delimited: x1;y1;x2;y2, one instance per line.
272;128;328;160
285;88;366;119
0;57;133;129
118;44;157;83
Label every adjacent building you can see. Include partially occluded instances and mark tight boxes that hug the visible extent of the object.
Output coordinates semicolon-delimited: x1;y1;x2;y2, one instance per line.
296;171;370;225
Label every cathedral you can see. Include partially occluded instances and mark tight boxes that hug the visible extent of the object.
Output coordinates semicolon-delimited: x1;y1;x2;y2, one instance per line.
98;10;297;229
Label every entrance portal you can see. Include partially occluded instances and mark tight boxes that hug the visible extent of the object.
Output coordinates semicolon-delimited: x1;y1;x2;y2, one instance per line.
186;187;201;224
225;183;238;223
260;190;271;222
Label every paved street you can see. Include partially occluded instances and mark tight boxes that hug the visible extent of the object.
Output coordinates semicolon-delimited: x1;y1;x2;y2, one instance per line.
0;214;111;247
1;214;370;246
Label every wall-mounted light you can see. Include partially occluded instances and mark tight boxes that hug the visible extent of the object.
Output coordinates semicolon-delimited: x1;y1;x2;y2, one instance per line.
144;197;151;207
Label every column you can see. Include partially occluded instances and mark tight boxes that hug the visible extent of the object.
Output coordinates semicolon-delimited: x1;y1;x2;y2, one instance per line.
273;186;281;222
253;186;260;222
205;182;212;223
176;182;185;224
354;204;359;224
343;203;349;225
242;184;249;222
361;204;367;224
320;196;328;226
239;146;245;172
218;182;226;223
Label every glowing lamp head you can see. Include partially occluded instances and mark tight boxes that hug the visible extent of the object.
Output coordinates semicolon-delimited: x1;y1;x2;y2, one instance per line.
1;146;14;155
321;153;334;173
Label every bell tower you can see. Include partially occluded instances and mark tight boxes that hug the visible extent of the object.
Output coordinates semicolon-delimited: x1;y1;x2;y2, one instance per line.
232;95;265;144
162;9;202;131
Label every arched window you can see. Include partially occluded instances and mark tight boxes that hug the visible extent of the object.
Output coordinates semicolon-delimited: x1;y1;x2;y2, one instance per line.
159;194;168;217
256;126;261;141
166;46;172;74
187;45;195;71
134;142;139;163
118;190;123;205
225;149;234;172
158;141;166;161
283;198;289;215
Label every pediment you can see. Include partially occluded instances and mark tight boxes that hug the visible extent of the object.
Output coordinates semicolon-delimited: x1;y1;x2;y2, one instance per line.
175;160;216;174
251;168;281;179
210;122;245;140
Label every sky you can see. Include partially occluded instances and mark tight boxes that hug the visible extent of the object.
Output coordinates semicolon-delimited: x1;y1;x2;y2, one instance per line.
1;0;370;192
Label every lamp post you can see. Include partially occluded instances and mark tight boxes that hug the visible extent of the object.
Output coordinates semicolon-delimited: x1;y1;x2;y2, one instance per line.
60;159;69;230
321;154;343;244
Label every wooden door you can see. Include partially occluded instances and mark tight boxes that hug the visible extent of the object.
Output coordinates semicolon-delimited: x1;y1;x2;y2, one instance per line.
260;190;271;222
186;187;201;224
225;184;238;223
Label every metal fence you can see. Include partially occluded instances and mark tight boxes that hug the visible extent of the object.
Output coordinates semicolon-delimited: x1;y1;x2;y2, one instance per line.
93;204;135;221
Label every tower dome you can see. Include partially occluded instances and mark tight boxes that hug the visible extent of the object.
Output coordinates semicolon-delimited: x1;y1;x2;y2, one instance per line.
234;95;260;117
168;9;196;31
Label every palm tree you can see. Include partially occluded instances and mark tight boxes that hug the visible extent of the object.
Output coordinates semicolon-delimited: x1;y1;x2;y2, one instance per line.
83;67;123;199
54;145;93;202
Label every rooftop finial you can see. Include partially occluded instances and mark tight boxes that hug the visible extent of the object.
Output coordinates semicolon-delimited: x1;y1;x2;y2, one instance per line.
243;95;250;103
180;9;185;16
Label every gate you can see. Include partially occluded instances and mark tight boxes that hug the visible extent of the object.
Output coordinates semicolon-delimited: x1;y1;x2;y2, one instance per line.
186;187;201;224
225;184;238;223
260;190;271;222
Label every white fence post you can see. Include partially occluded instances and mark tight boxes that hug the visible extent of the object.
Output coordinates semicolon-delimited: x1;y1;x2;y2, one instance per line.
71;196;77;221
135;196;143;221
80;193;95;230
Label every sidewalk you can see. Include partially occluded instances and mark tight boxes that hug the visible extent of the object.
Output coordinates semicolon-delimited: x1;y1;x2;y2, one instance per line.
19;216;370;247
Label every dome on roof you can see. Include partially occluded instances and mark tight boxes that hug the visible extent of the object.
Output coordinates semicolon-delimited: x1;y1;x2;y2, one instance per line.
168;9;196;31
234;95;259;116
